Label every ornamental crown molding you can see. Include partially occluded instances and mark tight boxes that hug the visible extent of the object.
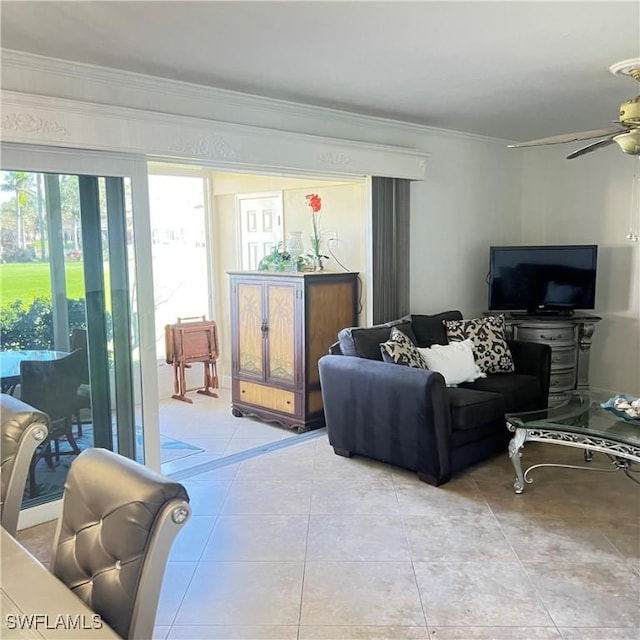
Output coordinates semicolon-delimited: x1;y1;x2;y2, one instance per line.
317;151;353;166
0;48;505;147
1;90;427;158
2;111;69;136
169;132;241;161
0;90;428;180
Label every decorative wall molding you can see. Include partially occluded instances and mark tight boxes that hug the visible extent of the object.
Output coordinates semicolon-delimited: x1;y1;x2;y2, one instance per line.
0;90;427;180
1;111;69;136
317;151;353;166
0;49;504;148
169;132;242;161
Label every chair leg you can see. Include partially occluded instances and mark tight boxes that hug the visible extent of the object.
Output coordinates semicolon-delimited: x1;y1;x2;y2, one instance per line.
28;453;41;499
29;462;37;499
43;441;54;468
64;421;82;456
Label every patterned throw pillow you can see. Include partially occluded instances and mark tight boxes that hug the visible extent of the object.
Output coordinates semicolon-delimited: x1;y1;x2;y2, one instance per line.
380;327;427;369
443;315;514;373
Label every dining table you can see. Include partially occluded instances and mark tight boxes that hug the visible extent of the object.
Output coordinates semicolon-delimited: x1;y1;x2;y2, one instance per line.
0;527;119;639
0;350;69;394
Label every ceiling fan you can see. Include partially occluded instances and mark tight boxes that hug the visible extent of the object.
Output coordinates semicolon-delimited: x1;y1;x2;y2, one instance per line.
508;58;640;159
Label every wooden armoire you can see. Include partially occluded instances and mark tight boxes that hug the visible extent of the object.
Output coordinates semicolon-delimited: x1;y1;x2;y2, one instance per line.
229;271;358;432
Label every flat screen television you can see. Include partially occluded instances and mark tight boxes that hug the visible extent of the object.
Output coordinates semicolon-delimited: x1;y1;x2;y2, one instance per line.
488;245;598;315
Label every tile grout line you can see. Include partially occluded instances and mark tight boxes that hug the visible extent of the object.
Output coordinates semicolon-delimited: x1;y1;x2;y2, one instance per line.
393;472;431;636
484;483;563;636
297;455;315;639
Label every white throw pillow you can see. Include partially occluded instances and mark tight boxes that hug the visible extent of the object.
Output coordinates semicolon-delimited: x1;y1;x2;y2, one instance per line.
418;339;486;386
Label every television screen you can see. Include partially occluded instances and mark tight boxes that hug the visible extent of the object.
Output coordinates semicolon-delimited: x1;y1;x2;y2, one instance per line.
488;245;598;313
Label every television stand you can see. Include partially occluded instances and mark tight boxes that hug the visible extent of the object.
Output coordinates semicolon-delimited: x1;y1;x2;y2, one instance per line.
485;311;601;406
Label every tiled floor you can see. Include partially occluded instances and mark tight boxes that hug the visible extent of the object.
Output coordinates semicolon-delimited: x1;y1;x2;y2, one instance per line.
158;388;298;476
17;389;640;640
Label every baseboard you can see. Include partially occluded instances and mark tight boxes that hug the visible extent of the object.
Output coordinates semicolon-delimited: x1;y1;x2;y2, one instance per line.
17;499;62;531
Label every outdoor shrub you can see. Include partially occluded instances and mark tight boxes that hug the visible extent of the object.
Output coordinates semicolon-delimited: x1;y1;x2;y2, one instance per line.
0;246;37;263
0;297;91;350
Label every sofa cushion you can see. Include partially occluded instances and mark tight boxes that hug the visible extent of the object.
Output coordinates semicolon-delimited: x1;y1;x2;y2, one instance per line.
338;320;417;361
446;387;504;431
380;327;428;369
417;339;485;386
460;373;541;413
444;315;515;374
409;310;463;347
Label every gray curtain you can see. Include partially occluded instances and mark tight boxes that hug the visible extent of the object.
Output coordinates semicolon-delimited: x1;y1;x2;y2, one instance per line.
371;177;410;324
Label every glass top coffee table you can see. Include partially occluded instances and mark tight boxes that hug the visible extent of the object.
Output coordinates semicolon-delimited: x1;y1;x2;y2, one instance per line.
505;390;640;494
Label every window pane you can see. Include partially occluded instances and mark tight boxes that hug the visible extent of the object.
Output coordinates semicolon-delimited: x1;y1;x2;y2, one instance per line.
0;169;141;507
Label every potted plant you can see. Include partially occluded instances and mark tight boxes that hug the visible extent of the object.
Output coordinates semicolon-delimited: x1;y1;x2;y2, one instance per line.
257;243;310;272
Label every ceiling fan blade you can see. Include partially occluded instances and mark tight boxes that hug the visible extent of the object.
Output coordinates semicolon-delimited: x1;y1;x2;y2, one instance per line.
508;127;626;148
566;137;617;159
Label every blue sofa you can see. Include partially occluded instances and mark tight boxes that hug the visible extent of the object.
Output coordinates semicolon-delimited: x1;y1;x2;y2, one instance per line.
318;310;551;485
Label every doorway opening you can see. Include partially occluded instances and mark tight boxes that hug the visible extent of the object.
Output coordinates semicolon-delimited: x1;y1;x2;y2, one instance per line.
147;164;367;475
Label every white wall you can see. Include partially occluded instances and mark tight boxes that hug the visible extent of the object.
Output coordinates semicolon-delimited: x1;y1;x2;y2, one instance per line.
407;133;522;317
520;145;640;394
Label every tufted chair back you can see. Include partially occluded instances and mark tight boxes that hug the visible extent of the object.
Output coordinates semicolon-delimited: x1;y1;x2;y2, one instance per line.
0;394;49;536
50;448;191;640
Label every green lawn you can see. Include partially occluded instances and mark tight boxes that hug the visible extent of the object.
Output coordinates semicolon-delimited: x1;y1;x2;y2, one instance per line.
0;262;87;308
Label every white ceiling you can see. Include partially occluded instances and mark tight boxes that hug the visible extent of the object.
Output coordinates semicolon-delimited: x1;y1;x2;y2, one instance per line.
1;1;639;142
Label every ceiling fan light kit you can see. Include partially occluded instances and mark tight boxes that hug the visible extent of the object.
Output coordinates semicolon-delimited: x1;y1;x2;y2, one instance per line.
614;129;640;155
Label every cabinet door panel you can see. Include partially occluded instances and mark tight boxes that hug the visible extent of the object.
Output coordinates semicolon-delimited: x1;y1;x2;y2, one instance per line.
239;381;296;414
266;283;297;385
237;282;264;378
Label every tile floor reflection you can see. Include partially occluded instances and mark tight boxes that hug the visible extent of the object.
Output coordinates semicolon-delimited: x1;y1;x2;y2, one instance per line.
17;388;640;640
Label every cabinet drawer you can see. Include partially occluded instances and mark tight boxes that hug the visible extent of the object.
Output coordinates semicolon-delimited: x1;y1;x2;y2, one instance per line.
238;381;296;414
549;369;576;392
550;347;576;369
515;325;576;345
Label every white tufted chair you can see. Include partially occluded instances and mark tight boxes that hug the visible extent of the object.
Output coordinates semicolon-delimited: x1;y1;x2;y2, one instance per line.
50;448;191;640
0;394;49;536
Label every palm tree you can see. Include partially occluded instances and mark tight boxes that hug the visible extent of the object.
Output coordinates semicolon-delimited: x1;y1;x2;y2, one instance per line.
0;171;35;251
59;174;81;251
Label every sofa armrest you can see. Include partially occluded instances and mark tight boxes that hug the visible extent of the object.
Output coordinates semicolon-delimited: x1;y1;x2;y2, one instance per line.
508;340;552;408
318;355;452;484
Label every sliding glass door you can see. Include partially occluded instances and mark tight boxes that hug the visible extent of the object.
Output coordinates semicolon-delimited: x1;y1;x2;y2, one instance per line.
0;145;159;511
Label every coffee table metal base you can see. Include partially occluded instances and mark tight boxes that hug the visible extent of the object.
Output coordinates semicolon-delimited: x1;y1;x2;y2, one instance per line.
507;423;640;494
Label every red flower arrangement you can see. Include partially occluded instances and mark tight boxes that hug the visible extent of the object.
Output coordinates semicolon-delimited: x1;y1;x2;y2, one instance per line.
305;193;325;269
305;193;322;213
